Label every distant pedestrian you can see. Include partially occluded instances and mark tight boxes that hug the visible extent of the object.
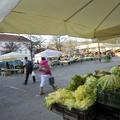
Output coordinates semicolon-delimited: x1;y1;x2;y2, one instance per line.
6;62;9;69
39;57;56;95
24;57;36;85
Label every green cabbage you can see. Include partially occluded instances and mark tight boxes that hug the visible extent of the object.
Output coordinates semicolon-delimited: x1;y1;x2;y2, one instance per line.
98;74;120;91
85;76;97;88
110;66;120;76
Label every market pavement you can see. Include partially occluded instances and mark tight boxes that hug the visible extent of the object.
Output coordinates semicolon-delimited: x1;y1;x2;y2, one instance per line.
0;57;120;120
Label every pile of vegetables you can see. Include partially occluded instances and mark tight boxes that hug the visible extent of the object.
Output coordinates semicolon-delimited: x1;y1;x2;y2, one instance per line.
45;73;97;111
45;66;120;111
45;88;75;109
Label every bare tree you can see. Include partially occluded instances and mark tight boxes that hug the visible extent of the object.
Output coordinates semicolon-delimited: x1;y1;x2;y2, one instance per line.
29;35;45;50
24;35;44;50
23;35;46;59
48;35;66;51
3;42;20;53
63;39;78;55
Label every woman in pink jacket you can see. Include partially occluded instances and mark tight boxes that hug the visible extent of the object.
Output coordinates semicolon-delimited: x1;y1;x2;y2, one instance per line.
39;57;56;95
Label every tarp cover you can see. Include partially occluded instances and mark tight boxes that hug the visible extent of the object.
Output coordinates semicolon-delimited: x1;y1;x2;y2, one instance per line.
0;0;120;40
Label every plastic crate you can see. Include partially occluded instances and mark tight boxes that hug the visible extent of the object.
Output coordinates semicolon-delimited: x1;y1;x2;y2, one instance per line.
51;103;64;116
97;90;120;109
96;103;120;120
51;103;96;120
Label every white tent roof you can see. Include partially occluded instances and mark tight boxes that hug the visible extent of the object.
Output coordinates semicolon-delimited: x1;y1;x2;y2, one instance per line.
0;52;30;61
76;43;105;50
35;49;62;58
0;0;120;40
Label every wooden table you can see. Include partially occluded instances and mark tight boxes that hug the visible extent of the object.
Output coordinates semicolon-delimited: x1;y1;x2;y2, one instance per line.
0;68;23;76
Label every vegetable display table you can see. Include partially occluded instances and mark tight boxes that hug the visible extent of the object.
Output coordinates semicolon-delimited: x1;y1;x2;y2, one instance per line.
51;103;96;120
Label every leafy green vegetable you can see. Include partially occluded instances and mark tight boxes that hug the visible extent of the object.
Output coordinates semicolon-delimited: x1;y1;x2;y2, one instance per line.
98;74;120;91
85;76;97;88
94;71;111;79
110;66;120;76
46;74;98;111
67;75;85;91
74;96;96;110
45;67;120;111
63;98;76;110
74;84;96;110
83;73;93;79
45;88;74;108
74;85;88;101
45;84;97;110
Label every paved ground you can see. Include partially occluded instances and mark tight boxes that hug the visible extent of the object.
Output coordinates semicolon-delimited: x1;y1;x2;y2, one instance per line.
0;57;120;120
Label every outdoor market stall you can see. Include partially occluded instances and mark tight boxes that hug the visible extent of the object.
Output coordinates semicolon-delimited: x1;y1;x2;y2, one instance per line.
0;52;30;62
0;0;120;120
34;49;62;65
0;52;29;75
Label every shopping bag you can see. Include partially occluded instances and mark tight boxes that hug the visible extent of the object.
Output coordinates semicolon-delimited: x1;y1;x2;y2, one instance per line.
49;76;55;85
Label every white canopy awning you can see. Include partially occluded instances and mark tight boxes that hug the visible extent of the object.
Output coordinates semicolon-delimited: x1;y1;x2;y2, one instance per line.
35;49;62;58
0;0;120;40
0;52;30;61
76;43;105;50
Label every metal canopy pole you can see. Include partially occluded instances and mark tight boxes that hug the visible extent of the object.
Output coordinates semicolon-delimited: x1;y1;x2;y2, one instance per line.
97;40;101;62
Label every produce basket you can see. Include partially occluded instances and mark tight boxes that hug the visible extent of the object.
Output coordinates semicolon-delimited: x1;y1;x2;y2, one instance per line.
96;103;120;120
97;90;120;109
51;103;96;120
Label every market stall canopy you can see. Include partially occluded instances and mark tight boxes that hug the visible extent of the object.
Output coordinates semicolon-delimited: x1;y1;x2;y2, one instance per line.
101;37;120;44
0;34;30;42
76;43;105;50
0;0;120;40
35;49;62;58
0;52;30;61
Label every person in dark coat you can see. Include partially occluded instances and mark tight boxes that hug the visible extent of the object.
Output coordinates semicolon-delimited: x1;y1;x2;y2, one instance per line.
24;57;36;85
6;62;9;69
